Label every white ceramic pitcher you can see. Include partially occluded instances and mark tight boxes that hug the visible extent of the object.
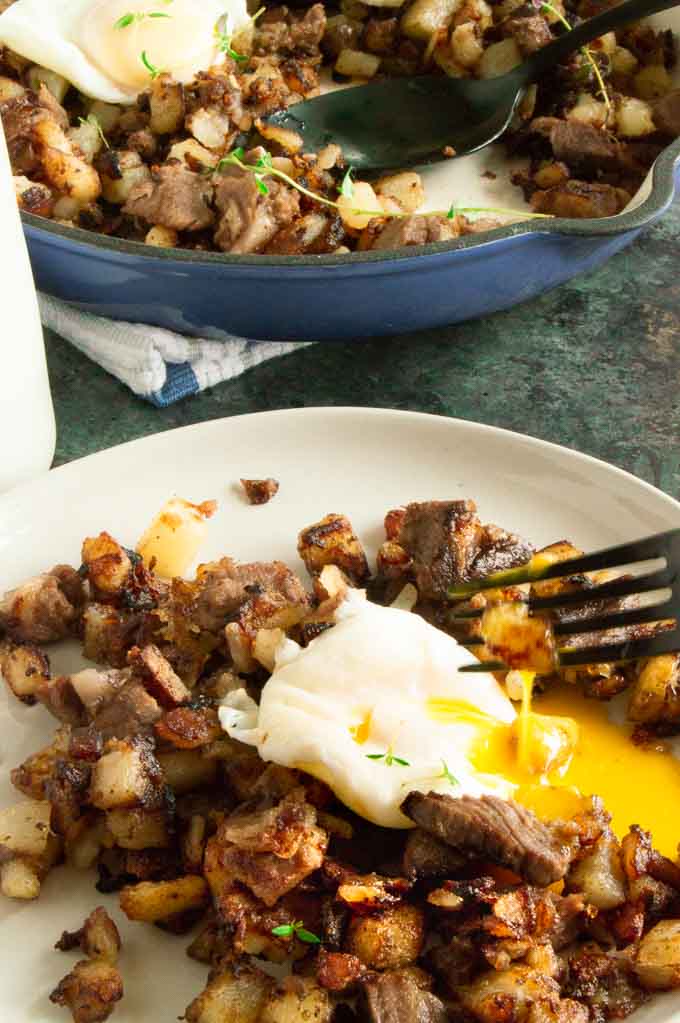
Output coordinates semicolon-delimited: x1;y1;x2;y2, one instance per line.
0;120;56;491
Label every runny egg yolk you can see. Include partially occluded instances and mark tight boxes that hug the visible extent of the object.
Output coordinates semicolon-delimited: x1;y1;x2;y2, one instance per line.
457;673;680;859
79;0;226;93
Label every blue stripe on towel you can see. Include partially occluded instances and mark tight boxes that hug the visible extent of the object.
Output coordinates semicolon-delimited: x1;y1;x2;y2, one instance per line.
149;362;200;407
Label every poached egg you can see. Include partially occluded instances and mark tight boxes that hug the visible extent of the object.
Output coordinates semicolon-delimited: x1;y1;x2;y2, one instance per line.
0;0;250;104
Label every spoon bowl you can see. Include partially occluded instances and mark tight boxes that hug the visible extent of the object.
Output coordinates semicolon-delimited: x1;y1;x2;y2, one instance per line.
268;0;680;172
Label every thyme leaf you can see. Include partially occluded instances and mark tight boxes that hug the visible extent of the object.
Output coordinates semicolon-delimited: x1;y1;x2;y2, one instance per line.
141;49;162;78
271;921;321;944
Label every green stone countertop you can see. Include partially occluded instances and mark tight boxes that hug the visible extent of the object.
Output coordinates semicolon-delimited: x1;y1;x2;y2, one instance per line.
47;202;680;502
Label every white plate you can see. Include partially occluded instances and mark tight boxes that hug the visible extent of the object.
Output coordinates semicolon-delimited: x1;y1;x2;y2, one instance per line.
1;408;680;1022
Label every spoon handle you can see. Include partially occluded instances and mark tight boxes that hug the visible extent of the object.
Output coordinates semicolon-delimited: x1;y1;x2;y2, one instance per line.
520;0;680;82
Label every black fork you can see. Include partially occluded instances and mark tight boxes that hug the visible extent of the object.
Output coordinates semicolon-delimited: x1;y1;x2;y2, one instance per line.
447;528;680;673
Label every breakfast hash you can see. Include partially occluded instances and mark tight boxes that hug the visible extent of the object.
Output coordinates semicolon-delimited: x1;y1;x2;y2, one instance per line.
1;0;680;256
1;496;680;1022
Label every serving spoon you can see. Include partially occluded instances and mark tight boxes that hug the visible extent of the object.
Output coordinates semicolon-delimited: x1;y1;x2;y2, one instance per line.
267;0;679;171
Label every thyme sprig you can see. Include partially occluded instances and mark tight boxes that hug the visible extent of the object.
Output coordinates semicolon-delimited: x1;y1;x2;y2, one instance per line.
271;921;321;944
365;746;411;767
140;49;162;78
215;12;249;62
437;760;459;786
115;10;172;29
214;148;553;223
538;0;611;113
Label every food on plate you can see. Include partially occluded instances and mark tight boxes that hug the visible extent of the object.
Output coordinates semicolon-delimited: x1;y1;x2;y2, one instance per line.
136;495;217;578
241;477;280;505
2;496;680;1021
1;0;679;255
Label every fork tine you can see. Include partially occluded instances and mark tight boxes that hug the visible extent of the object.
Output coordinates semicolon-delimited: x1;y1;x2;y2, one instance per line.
460;659;507;672
553;600;675;637
448;529;680;599
558;627;680;667
449;566;676;622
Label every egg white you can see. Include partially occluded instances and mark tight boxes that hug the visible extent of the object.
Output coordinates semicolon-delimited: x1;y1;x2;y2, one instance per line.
0;0;249;104
220;590;518;829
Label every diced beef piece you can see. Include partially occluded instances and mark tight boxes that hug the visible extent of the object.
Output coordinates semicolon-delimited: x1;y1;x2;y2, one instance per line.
653;88;680;135
264;212;343;255
363;18;399;55
397;500;482;599
0;565;84;643
127;644;190;708
565;944;649;1019
403;829;466;879
55;907;121;964
255;4;327;57
323;16;363;58
126;129;158;161
371;214;457;251
240;478;280;505
0;93;45;174
549;121;623;174
204;790;328;907
214;166;300;253
401;792;570;886
504;13;552;54
531;180;630;218
360;972;448;1023
469;523;533;580
194;557;308;632
123;161;214;231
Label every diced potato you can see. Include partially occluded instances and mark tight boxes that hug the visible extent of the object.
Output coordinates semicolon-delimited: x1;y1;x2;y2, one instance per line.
628;655;680;725
611;46;638;76
401;0;462;40
345;904;425;969
363;0;407;6
477;38;521;78
634;64;673;101
567;834;626;909
49;958;123;1020
298;513;370;582
566;92;608;127
136;497;217;578
106;808;170;850
0;75;26;101
616;95;655;137
0;639;50;704
459;963;562;1021
120;875;209;922
57;907;122;964
68;118;104;164
26;66;69;102
89;743;159;810
259;978;332;1023
635;920;680;990
0;858;41;900
87;100;122;134
253;627;285;672
256;119;304;154
0;800;53;856
592;31;616;56
450;22;483;69
100;150;151;204
168;138;218;170
375;171;425;213
187;107;233;150
335;48;381;77
33;118;101;203
157;750;217;793
185;961;274;1023
149;74;185;134
145;225;179;247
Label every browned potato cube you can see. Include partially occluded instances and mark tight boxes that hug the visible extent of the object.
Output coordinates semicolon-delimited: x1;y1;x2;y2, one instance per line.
105;808;170;850
297;513;369;584
156;750;217;794
185;962;274;1023
0;639;50;704
127;644;190;708
259;977;332;1023
635;920;680;990
81;532;132;596
628;654;680;725
149;74;185;134
345;904;424;970
89;742;160;810
50;958;123;1023
119;875;209;922
56;907;122;964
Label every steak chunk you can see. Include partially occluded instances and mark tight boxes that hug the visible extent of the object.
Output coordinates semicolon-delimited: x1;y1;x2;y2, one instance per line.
401;792;570;886
549;121;622;174
504;14;553;54
0;565;84;643
361;972;448;1023
653;88;680;136
371;214;457;251
531;180;630;219
194;557;308;632
403;829;466;879
397;500;483;599
123;161;214;231
214;167;300;253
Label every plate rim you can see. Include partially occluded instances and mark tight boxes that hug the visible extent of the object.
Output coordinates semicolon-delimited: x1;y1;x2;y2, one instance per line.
22;138;680;270
4;407;680;521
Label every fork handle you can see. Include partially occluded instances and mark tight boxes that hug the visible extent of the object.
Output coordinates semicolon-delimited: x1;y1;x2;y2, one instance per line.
519;0;680;83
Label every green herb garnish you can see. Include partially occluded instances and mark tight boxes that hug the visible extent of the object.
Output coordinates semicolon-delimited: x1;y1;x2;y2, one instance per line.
214;147;554;224
366;746;410;767
339;166;354;198
539;0;611;113
141;50;161;78
438;760;459;786
215;13;249;62
114;12;135;28
271;921;321;944
116;9;171;28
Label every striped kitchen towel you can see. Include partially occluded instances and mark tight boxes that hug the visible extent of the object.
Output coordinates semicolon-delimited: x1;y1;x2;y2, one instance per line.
39;293;311;407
